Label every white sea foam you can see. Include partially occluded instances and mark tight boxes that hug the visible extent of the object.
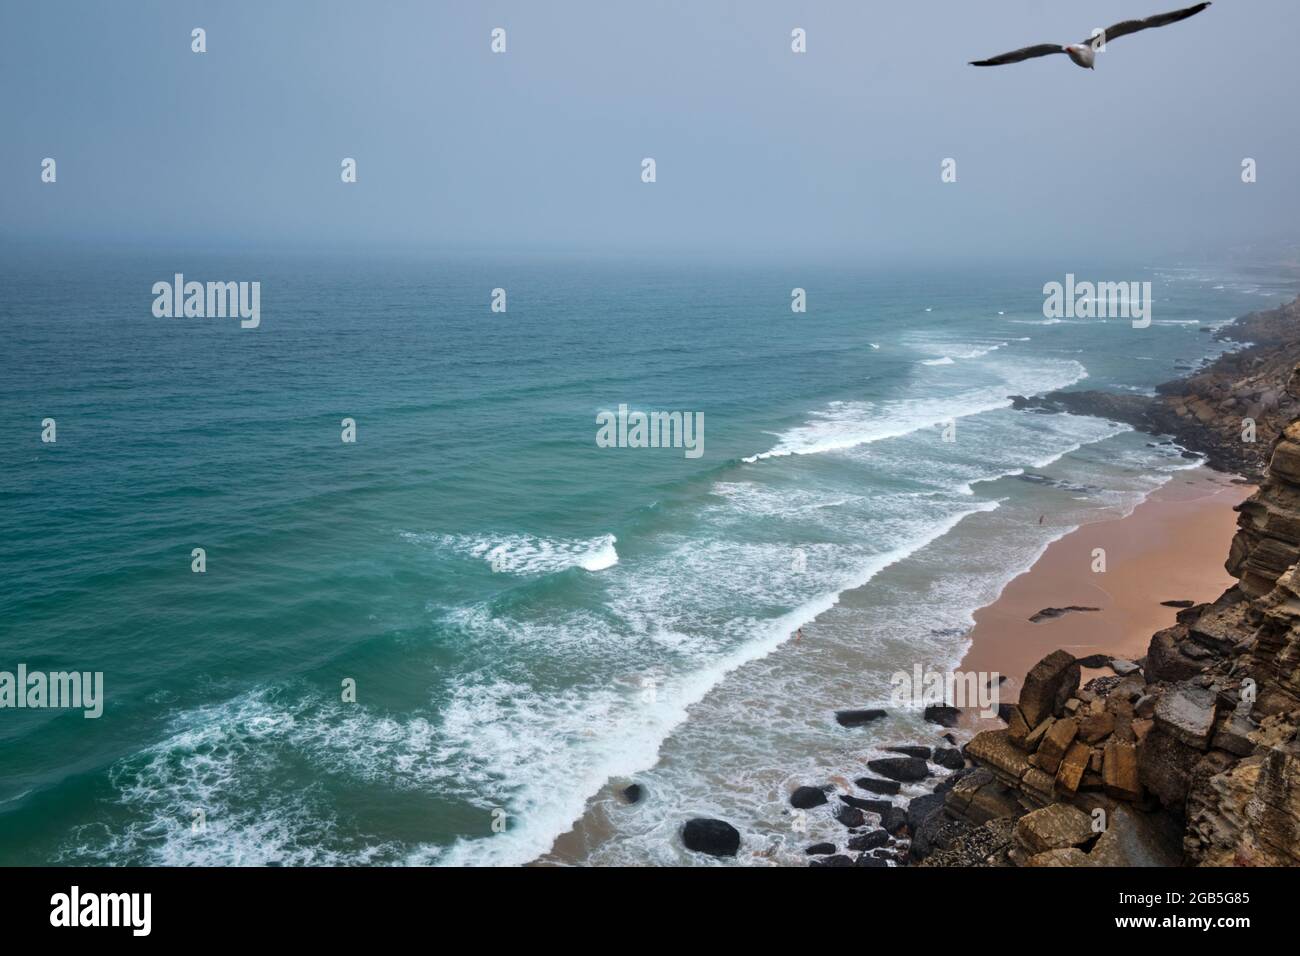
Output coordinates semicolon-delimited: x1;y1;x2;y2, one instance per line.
742;357;1086;463
403;531;619;574
59;689;423;865
710;482;864;518
429;499;1001;867
907;335;1008;363
1030;425;1132;469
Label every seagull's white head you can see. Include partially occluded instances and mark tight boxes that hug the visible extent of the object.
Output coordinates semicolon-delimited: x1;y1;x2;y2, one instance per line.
1063;43;1096;70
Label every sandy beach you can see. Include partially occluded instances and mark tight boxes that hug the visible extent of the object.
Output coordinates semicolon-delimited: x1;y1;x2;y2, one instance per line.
959;466;1252;721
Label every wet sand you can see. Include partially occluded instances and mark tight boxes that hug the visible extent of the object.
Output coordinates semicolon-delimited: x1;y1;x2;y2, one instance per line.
959;467;1251;717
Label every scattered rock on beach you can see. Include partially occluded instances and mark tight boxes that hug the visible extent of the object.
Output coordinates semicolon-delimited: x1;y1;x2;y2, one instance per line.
886;745;931;759
840;794;891;815
621;784;643;804
835;708;887;727
866;756;930;782
854;776;901;795
1161;599;1196;608
847;829;890;851
1028;606;1100;624
835;806;866;828
933;747;966;770
923;704;961;728
1074;653;1112;669
881;805;909;836
789;786;828;809
804;842;836;856
682;818;740;857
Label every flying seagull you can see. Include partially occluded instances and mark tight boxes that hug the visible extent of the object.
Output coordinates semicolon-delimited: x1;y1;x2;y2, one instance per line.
970;2;1211;69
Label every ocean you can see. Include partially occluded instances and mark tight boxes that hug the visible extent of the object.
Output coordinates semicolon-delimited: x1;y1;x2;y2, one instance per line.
0;248;1293;865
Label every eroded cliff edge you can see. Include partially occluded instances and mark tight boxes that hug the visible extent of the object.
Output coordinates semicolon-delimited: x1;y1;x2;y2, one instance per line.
921;360;1300;866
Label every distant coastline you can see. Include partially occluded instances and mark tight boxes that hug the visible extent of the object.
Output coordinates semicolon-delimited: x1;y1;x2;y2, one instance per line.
1016;294;1300;481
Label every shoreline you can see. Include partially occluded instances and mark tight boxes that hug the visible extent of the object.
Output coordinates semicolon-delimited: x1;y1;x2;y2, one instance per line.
958;466;1252;726
542;468;1253;867
548;294;1300;868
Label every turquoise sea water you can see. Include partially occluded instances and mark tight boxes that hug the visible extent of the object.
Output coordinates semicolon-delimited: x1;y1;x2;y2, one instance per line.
0;249;1293;865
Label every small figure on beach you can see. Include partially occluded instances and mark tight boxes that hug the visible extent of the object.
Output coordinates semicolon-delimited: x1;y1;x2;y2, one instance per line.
1038;514;1044;524
795;628;803;643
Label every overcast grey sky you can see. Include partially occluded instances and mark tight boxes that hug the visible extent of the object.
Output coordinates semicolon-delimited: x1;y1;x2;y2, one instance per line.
2;1;1294;261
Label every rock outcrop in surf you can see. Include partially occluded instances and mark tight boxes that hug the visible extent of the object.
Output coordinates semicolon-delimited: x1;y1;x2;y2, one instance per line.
1011;295;1300;480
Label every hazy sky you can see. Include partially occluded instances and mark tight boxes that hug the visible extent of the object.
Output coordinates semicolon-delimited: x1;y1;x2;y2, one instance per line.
2;0;1295;261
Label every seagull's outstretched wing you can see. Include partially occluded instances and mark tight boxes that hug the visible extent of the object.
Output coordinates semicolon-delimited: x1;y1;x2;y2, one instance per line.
1087;2;1211;46
970;44;1066;67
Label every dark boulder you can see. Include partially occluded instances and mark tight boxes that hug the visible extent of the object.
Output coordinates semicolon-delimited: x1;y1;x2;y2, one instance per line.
1075;653;1112;669
924;705;961;728
804;842;836;856
906;792;946;830
840;794;892;815
853;776;901;796
854;854;889;867
621;784;643;804
881;805;909;836
1029;606;1100;623
911;811;973;861
682;818;740;857
1146;627;1206;682
810;854;855;867
933;747;965;770
847;829;890;851
866;756;930;782
835;709;887;727
835;806;866;828
789;786;828;809
886;745;931;759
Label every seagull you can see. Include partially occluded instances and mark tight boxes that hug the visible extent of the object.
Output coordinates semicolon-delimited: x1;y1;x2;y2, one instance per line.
970;2;1211;70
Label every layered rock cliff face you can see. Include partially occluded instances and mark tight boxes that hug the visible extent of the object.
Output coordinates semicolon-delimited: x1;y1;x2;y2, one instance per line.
923;369;1300;867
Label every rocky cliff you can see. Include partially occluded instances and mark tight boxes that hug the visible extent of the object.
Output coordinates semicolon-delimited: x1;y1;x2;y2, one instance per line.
922;369;1300;867
1013;295;1300;480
